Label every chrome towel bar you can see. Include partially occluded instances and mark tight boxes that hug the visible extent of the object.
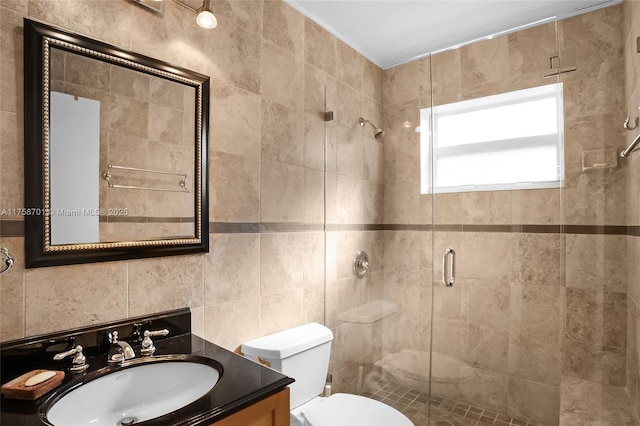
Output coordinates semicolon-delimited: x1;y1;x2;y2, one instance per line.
102;164;190;193
621;132;640;158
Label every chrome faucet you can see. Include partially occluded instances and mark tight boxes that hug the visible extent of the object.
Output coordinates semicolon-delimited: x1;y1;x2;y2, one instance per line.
53;345;89;372
107;331;136;363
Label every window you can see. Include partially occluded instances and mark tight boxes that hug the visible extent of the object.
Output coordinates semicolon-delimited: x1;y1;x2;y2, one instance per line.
420;83;564;194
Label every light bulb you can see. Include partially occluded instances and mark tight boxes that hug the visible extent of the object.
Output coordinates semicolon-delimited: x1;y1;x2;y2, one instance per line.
196;9;217;29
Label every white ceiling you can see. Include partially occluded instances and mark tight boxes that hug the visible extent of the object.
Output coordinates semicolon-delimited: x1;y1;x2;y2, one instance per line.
284;0;621;69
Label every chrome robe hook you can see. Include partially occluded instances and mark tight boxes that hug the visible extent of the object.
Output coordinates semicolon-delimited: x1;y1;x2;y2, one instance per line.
624;116;639;130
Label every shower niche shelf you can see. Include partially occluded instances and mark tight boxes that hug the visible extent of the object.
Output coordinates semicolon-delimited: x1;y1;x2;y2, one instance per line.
581;148;618;171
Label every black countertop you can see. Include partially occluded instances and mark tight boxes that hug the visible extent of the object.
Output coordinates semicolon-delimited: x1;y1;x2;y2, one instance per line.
0;309;294;426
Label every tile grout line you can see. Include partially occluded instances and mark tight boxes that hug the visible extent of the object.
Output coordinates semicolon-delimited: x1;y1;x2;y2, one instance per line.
363;378;533;426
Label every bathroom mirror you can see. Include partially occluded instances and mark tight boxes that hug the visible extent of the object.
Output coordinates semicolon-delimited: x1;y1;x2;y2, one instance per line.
23;19;209;268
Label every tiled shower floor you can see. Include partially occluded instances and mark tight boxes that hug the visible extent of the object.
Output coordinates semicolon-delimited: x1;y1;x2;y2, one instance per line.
362;378;540;426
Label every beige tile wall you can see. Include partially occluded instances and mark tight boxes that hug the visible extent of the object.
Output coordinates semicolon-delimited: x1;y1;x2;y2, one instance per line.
624;0;640;420
560;7;628;406
0;0;382;369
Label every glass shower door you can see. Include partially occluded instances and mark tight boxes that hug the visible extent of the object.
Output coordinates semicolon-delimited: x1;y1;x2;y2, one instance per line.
321;45;435;425
428;19;564;426
321;66;390;400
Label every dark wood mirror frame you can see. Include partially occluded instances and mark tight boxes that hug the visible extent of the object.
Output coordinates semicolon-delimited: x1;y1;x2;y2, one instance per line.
23;19;210;268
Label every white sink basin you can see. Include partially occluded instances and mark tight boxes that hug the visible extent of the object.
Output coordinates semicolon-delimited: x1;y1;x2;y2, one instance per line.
45;356;221;426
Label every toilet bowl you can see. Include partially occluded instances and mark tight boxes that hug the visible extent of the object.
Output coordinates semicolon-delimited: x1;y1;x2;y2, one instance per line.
242;323;414;426
291;393;413;426
374;349;473;391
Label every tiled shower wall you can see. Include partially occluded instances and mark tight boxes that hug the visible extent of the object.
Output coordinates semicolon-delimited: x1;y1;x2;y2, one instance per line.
381;5;627;425
0;0;382;361
625;0;640;419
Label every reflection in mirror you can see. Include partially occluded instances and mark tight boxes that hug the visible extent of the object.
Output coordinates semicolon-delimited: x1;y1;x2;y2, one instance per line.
48;48;196;244
24;19;209;268
49;91;100;244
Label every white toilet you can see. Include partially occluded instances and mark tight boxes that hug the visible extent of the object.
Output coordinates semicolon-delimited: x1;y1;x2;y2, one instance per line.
241;322;414;426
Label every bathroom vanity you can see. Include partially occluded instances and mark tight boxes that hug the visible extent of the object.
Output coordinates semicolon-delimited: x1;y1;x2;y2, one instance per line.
0;308;294;426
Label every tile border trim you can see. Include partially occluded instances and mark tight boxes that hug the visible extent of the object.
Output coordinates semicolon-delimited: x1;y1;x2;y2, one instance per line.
0;220;24;237
1;220;638;237
98;216;195;223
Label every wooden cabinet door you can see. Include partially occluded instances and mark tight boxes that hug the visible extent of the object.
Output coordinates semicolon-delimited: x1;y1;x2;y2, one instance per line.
212;388;290;426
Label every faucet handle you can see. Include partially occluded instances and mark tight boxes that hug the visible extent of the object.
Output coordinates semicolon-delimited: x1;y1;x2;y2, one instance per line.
53;345;89;372
140;329;169;356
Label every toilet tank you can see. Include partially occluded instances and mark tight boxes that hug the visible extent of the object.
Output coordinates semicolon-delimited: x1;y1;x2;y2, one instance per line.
241;323;333;410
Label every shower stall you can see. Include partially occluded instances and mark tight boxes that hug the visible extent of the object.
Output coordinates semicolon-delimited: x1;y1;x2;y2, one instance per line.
324;3;637;425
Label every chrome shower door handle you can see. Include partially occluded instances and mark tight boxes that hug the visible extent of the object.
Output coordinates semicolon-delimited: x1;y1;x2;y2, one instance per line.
442;248;455;287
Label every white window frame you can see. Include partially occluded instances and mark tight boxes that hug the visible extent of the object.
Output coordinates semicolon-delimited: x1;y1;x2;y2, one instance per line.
420;83;565;194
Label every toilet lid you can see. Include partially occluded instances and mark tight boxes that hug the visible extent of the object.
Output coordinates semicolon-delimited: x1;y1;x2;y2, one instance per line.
302;393;414;426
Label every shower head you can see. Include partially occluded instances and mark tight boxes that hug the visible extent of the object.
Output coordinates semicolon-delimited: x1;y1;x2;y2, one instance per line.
359;117;385;140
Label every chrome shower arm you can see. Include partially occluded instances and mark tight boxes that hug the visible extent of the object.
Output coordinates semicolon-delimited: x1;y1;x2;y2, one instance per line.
358;117;385;140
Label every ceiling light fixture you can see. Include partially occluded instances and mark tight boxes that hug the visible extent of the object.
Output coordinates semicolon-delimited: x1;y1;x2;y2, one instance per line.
196;0;217;29
173;0;217;29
